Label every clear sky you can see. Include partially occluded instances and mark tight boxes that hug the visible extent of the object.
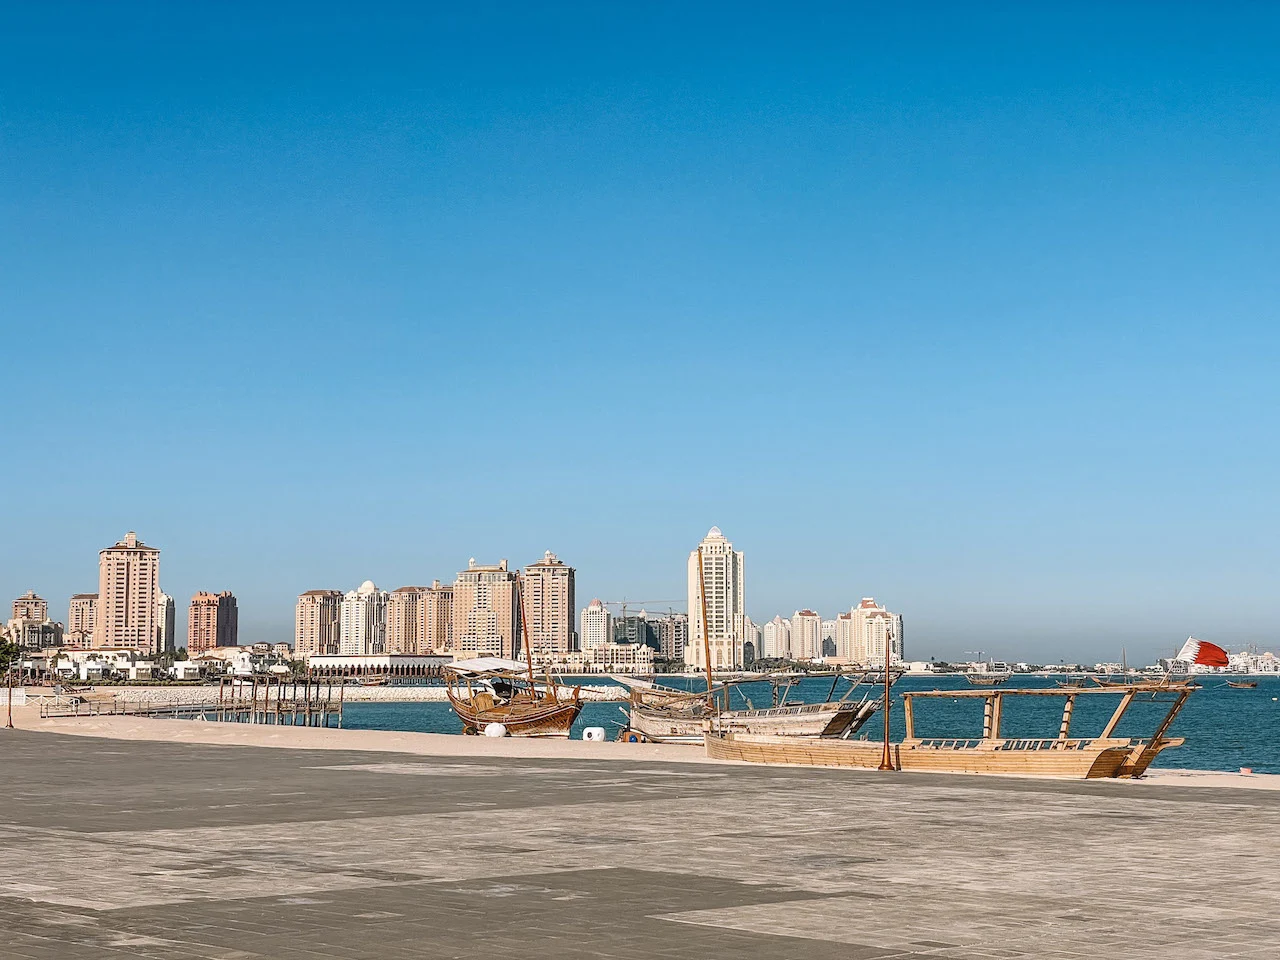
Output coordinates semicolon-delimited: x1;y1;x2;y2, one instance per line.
3;2;1278;663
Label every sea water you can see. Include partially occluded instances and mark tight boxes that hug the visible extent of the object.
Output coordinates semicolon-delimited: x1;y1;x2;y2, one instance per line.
340;674;1280;774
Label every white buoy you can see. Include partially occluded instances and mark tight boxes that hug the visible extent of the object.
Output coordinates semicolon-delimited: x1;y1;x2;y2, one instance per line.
582;727;606;742
483;722;508;737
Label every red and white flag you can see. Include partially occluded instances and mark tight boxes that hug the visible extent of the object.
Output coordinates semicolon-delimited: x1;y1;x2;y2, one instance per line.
1176;637;1230;668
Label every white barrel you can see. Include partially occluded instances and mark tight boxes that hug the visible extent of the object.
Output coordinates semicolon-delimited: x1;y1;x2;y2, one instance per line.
483;722;508;737
582;727;606;742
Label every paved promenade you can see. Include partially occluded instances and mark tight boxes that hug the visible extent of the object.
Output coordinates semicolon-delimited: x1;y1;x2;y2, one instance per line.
1;729;1277;959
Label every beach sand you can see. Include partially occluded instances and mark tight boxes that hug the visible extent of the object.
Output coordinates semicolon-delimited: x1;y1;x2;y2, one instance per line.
12;705;1277;789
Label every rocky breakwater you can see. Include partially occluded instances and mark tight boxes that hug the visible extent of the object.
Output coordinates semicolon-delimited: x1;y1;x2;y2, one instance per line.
81;683;628;704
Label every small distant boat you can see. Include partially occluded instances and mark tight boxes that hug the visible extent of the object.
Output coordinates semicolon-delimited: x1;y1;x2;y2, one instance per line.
1224;680;1258;689
965;673;1011;686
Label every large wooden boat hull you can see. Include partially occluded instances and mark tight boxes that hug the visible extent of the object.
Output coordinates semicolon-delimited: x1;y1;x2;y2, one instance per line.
446;689;582;738
628;700;877;745
704;732;1179;779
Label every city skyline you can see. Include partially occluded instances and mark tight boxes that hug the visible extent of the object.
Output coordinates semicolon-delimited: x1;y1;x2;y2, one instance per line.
4;5;1279;663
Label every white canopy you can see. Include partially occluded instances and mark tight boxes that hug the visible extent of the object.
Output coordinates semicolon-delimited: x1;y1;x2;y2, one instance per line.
447;657;531;676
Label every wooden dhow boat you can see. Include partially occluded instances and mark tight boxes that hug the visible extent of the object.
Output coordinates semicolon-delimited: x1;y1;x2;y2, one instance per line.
705;681;1197;780
444;656;583;737
444;576;582;737
620;676;882;744
1224;679;1258;689
965;673;1011;686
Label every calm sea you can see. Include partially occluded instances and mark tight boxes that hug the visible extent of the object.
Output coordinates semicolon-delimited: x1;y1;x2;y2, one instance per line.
341;674;1280;775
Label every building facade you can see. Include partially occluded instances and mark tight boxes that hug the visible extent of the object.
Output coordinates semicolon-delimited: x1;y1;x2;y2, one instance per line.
790;610;823;661
422;581;454;652
655;611;688;662
386;586;428;655
295;589;342;657
580;598;612;651
66;594;97;647
521;551;576;655
157;593;176;653
761;615;791;660
841;598;904;664
451;560;520;658
339;581;389;656
686;526;746;671
94;531;161;651
12;591;47;622
188;591;238;656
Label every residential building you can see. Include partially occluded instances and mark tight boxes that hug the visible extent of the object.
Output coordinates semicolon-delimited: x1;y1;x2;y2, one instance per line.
821;619;837;658
655;612;688;662
834;611;856;662
13;591;47;622
94;531;161;651
580;598;612;651
386;586;428;655
843;598;904;665
613;611;654;648
157;593;176;652
790;610;823;661
5;616;62;650
339;581;388;656
686;526;746;671
295;589;342;657
522;551;576;655
452;559;520;658
188;591;238;656
67;593;97;641
421;580;453;652
761;615;791;660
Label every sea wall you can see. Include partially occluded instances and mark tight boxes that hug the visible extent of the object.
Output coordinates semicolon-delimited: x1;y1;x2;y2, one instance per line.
52;683;627;704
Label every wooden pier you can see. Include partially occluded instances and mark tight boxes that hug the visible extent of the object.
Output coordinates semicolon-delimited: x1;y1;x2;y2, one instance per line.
38;677;346;728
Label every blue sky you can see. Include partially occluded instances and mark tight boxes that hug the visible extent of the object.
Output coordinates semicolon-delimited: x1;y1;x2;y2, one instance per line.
2;3;1278;662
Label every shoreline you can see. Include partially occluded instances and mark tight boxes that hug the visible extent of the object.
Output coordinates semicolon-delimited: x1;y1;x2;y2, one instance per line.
20;683;627;704
9;706;1278;789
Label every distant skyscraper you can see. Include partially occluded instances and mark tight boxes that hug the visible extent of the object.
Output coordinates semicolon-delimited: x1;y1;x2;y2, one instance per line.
790;610;822;661
157;593;176;652
95;532;161;651
339;581;388;656
67;593;97;646
686;527;746;671
762;615;791;659
655;612;688;661
386;586;428;654
12;590;47;622
452;560;519;657
188;591;238;655
295;589;342;656
844;598;904;664
580;598;612;651
821;619;837;658
522;551;576;655
613;610;653;647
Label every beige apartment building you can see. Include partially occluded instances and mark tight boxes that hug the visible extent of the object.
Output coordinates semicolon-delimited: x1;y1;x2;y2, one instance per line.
13;590;47;622
94;532;161;651
422;581;453;652
66;594;97;647
386;586;427;655
188;591;238;656
451;559;519;658
295;589;342;657
521;551;576;655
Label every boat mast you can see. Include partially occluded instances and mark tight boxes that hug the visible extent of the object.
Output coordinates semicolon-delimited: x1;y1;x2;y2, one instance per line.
878;622;895;771
697;546;714;710
517;574;537;689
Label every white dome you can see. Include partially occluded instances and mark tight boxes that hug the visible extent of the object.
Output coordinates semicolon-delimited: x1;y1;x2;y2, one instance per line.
707;526;723;538
358;580;377;594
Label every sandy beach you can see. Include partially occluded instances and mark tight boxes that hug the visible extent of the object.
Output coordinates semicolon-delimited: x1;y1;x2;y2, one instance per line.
11;705;1277;790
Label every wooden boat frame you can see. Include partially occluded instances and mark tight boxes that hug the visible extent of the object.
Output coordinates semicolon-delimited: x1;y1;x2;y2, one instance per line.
706;681;1196;779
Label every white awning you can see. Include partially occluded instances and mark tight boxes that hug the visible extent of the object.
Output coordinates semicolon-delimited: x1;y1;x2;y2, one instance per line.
447;657;531;676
